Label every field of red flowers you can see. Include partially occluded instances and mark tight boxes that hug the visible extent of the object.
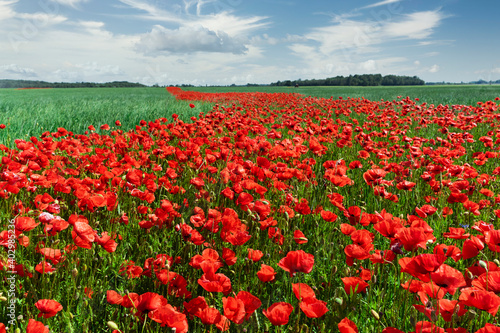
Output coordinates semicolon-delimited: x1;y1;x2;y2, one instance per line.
1;87;500;332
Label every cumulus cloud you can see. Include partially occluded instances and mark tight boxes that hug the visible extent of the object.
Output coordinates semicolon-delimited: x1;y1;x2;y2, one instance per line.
0;64;37;76
0;0;17;21
429;64;439;73
358;59;377;71
136;25;248;55
290;9;446;66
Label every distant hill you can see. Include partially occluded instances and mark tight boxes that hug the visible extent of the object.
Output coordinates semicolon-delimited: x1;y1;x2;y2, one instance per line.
0;79;147;89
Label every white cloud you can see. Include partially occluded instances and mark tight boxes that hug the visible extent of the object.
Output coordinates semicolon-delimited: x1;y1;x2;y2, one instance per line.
0;64;37;76
16;13;67;26
136;25;248;55
306;20;380;55
49;0;88;7
73;62;124;76
361;0;402;9
429;64;439;73
190;12;268;37
288;9;445;72
118;0;268;57
358;59;377;71
0;0;17;21
383;11;444;39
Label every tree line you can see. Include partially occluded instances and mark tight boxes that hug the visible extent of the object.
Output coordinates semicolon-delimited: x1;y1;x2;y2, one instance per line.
0;79;147;89
271;74;425;87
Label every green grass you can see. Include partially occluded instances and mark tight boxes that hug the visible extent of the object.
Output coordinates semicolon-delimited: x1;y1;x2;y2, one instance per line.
0;88;208;146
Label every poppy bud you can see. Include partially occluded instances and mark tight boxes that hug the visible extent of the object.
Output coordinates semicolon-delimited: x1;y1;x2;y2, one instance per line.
0;296;7;302
370;309;380;320
478;260;488;270
72;268;78;278
15;329;21;333
409;315;416;328
335;297;343;305
494;259;500;266
107;321;120;331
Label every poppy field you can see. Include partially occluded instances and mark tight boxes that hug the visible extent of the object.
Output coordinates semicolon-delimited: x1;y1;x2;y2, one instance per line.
1;86;500;332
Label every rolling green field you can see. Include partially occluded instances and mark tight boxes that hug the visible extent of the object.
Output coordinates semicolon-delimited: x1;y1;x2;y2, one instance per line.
187;85;500;106
1;85;499;146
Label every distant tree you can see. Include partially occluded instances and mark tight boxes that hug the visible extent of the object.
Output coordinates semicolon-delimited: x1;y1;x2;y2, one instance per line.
270;74;424;87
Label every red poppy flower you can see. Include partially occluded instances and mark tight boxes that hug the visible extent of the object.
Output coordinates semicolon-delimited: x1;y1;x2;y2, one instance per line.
35;299;63;318
485;230;500;252
472;271;500;293
293;229;308;244
320;210;338;222
459;287;500;316
73;222;95;243
262;302;293;326
395;227;429;251
148;304;188;333
197;261;232;295
257;264;276;282
414;321;445;333
338;317;358;333
344;244;371;266
121;292;139;309
198;307;222;325
235;290;261;320
107;290;123;305
35;261;55;274
248;248;264;262
222;296;246;324
381;328;405;333
400;254;446;281
462;236;485;260
342;277;369;294
443;227;470;239
295;198;311;215
278;250;314;277
222;248;237;266
363;168;387;186
15;216;39;232
136;292;165;313
433;244;461;262
183;296;208;318
430;264;466;295
26;319;49;333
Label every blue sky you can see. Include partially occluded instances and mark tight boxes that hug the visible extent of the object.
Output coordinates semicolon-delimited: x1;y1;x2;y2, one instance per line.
0;0;499;85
